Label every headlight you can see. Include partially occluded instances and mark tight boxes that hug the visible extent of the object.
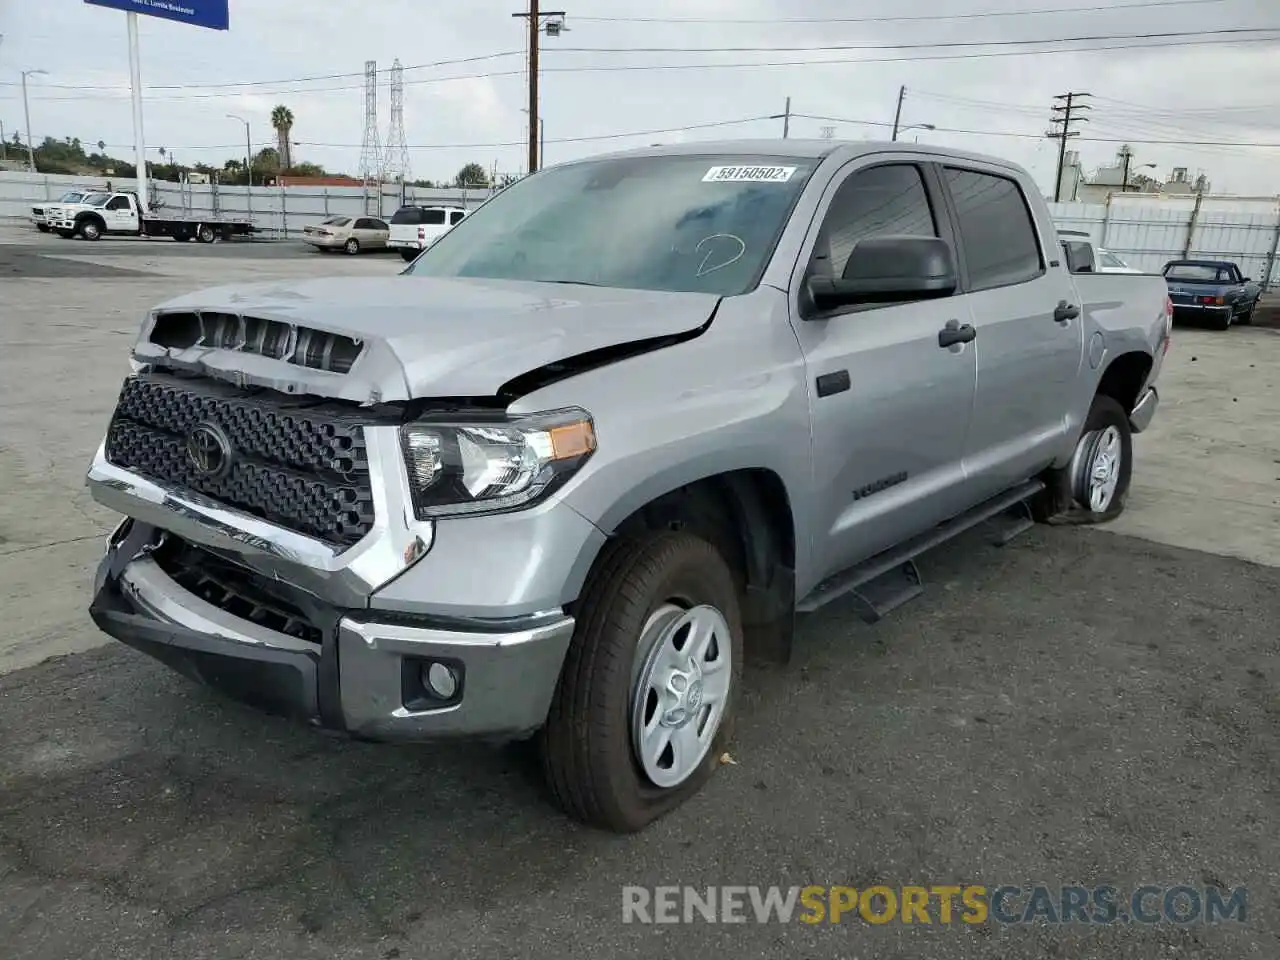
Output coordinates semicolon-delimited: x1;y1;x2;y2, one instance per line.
399;408;596;518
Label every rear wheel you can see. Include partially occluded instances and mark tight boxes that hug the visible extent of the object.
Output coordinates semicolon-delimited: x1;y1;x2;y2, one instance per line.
540;532;742;833
196;224;216;244
1236;301;1255;325
344;238;360;255
1033;394;1133;524
1211;307;1232;331
399;249;418;262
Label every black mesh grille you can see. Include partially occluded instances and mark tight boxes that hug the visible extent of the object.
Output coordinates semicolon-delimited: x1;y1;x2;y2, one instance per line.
105;373;377;547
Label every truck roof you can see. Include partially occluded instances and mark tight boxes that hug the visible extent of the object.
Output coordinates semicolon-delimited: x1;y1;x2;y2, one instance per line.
563;138;1029;176
1165;259;1236;268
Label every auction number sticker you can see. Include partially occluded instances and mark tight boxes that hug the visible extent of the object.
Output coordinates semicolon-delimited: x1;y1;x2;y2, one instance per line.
702;165;797;183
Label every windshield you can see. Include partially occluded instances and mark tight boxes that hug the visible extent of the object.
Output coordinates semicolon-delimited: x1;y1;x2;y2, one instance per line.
1165;263;1228;282
59;191;87;203
405;154;817;295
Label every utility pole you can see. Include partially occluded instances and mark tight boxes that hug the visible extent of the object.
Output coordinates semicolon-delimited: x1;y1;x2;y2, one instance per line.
512;1;566;175
891;85;905;141
1046;91;1090;203
782;96;791;138
1120;146;1132;192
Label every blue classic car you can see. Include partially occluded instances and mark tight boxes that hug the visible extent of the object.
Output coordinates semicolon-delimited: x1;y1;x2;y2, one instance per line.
1162;259;1262;330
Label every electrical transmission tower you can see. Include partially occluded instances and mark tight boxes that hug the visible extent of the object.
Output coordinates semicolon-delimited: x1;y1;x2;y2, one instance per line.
383;59;411;184
1046;91;1090;203
359;60;383;185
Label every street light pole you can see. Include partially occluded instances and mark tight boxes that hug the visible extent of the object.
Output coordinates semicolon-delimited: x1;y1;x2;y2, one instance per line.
21;68;47;172
227;114;252;219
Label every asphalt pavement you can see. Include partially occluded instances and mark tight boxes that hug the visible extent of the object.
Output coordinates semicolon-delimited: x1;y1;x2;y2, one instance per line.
3;526;1279;960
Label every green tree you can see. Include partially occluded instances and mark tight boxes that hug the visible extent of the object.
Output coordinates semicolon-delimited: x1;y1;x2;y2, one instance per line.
454;162;489;188
271;105;294;169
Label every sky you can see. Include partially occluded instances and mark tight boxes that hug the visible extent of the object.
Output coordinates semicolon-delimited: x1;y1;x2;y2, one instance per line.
1;0;1277;196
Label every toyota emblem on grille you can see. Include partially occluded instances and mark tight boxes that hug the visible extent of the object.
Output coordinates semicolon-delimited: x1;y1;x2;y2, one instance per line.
186;421;233;478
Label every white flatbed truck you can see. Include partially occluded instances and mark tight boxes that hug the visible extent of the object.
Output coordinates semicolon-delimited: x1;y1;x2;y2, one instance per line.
46;190;256;243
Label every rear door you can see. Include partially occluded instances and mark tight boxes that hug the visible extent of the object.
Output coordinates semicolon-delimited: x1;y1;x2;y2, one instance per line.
787;157;978;579
939;165;1083;499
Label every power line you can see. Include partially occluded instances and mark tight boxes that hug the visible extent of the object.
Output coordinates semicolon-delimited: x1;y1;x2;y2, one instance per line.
0;51;524;92
552;26;1280;54
8;33;1279;106
573;0;1228;23
792;113;1280;147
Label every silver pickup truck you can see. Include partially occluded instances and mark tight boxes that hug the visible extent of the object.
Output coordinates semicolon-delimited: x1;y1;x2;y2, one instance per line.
86;141;1170;832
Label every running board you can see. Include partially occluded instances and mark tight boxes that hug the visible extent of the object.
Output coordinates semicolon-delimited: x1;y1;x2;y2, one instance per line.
796;480;1044;620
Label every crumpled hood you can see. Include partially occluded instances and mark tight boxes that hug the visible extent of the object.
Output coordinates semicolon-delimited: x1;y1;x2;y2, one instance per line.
135;275;721;403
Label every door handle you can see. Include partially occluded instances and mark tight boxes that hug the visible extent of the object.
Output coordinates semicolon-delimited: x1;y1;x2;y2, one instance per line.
938;319;977;348
1054;300;1080;323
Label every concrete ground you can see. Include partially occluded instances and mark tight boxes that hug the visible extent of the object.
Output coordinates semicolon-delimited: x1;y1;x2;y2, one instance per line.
2;225;1279;959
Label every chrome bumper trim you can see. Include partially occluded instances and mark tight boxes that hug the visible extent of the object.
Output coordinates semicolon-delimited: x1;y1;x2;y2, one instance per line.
337;616;575;739
85;425;434;608
1130;386;1159;434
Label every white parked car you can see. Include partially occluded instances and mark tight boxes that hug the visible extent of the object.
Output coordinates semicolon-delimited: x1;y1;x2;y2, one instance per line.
387;205;468;262
1058;230;1141;273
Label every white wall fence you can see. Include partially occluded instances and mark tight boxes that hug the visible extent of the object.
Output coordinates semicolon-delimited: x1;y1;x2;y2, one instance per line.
1048;194;1280;290
0;171;498;236
5;172;1279;288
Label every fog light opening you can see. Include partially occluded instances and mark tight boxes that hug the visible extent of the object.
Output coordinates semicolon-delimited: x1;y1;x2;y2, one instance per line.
424;661;459;700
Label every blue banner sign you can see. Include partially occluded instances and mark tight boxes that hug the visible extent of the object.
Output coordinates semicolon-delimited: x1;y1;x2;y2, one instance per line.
85;0;229;31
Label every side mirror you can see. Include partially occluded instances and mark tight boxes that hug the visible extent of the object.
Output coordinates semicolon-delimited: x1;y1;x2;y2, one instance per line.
807;235;957;312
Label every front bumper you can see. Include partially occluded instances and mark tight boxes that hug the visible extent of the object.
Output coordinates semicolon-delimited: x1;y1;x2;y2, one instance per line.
91;521;576;740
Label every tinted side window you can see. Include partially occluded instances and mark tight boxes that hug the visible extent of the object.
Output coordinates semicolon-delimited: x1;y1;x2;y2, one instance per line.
353;218;375;230
943;168;1043;290
106;196;130;210
422;209;446;225
813;164;937;279
449;210;466;225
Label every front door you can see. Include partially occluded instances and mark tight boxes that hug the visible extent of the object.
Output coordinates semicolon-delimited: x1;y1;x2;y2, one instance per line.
788;159;978;581
103;195;136;233
938;166;1083;498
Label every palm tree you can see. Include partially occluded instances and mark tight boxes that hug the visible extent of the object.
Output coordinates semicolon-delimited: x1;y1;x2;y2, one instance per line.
271;105;294;170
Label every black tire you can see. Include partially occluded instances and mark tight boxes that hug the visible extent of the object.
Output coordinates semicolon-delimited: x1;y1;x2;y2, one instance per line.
1237;302;1255;326
79;218;103;241
173;227;192;242
1211;307;1231;331
55;229;74;239
36;223;50;233
399;249;418;262
344;238;360;255
1033;394;1133;524
196;224;216;244
540;531;743;833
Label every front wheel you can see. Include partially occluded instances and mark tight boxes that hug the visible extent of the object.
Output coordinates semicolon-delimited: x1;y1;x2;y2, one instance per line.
1034;394;1133;524
344;238;360;255
540;532;742;833
55;229;74;239
399;249;418;262
36;223;50;233
79;219;102;241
